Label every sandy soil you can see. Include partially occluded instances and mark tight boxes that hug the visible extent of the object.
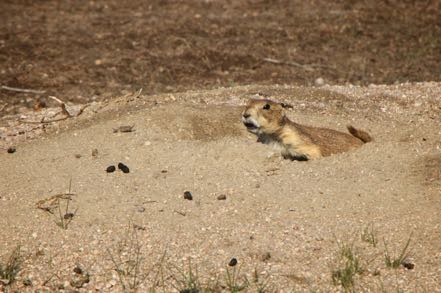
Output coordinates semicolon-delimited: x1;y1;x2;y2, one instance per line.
1;83;440;292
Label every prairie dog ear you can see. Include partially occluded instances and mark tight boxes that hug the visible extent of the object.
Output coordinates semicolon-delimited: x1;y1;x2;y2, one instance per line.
280;102;293;109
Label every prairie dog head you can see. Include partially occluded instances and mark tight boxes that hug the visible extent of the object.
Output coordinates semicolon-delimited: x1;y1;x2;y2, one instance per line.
241;99;286;135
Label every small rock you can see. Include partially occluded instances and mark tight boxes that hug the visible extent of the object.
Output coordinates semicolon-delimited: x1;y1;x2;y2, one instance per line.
106;165;116;173
314;77;325;86
228;258;238;267
91;149;99;157
161;169;168;173
23;278;32;286
183;191;193;200
137;207;146;213
118;162;130;173
70;274;90;288
7;147;16;154
74;154;82;159
64;213;75;220
133;224;146;230
217;194;227;200
402;259;415;270
73;265;83;275
261;252;271;262
57;282;66;289
113;125;135;133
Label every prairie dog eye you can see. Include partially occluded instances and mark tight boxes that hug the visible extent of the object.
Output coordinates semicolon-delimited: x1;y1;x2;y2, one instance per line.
263;104;271;110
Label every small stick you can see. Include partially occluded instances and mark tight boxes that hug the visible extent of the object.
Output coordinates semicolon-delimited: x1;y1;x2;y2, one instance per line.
262;58;314;71
262;58;329;72
19;116;70;124
0;103;7;111
49;96;71;117
1;85;46;94
48;96;64;104
173;210;186;216
132;88;142;99
143;200;157;204
18;104;89;124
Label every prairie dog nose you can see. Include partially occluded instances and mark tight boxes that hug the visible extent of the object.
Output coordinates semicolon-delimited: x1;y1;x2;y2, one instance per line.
242;113;251;119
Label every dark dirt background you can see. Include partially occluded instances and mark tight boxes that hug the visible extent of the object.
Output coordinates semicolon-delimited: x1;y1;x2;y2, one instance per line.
1;0;440;116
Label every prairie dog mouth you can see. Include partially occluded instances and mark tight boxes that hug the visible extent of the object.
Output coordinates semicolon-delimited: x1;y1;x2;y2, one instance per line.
243;122;257;129
242;117;260;132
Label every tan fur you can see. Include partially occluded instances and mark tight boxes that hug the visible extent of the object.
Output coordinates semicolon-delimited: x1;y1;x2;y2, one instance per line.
241;99;372;160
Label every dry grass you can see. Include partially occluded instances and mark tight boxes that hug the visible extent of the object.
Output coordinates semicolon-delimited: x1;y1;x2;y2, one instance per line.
0;246;23;287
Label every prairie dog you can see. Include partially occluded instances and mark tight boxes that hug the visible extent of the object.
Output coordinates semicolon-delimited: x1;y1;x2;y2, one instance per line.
241;99;372;160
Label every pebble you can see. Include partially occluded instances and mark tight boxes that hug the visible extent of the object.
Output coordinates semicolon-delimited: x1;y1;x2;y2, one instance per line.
217;194;227;200
71;274;90;288
261;252;271;262
184;191;193;200
314;77;325;86
7;147;16;153
402;259;415;270
64;212;75;220
113;125;135;133
92;148;99;157
74;154;82;159
73;265;83;274
23;278;32;286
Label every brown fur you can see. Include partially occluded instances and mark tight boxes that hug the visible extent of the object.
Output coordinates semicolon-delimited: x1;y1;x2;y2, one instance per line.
241;99;372;160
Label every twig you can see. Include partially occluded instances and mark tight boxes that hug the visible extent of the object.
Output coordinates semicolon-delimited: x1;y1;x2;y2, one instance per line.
143;200;157;204
1;85;46;94
49;96;71;117
132;88;142;99
19;116;70;124
42;273;57;286
18;104;89;124
173;210;186;216
262;57;329;72
48;96;64;104
0;103;7;111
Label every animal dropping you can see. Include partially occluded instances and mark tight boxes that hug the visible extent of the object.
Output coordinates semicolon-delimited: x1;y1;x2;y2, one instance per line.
106;165;116;173
183;191;193;200
118;162;130;173
228;258;238;267
242;99;372;160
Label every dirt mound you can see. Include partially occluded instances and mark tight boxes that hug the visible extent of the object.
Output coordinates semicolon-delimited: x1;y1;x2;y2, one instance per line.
1;84;440;292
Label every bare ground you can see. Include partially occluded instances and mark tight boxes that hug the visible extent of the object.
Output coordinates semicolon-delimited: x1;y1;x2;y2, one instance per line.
1;0;441;116
1;83;441;292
